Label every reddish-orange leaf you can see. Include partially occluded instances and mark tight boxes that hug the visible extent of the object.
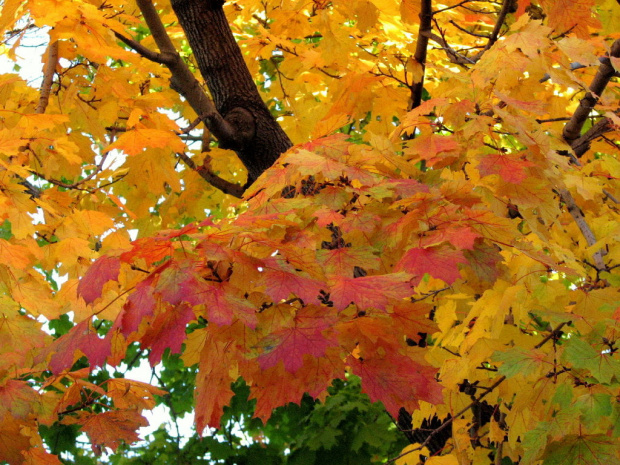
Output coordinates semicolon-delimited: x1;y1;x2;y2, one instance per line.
260;258;324;304
120;237;174;267
348;352;442;418
47;320;109;373
183;280;257;329
396;245;466;284
330;273;412;311
478;152;536;184
77;255;121;305
257;305;338;373
318;246;381;276
120;280;157;337
78;410;147;454
141;302;194;365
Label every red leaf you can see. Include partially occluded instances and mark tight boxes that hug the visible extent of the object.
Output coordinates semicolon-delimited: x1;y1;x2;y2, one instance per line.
141;302;194;365
120;237;174;267
330;273;412;311
48;320;109;373
78;410;147;453
257;306;338;373
318;246;381;276
396;245;466;284
182;279;257;329
120;281;156;337
478;152;535;184
348;352;442;417
78;256;121;304
260;258;323;304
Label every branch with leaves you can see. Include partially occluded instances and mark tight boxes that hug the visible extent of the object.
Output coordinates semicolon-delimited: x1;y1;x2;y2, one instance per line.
563;39;620;148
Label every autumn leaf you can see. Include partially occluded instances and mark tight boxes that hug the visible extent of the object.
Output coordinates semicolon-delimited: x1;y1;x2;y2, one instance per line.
78;255;121;304
348;352;442;418
257;305;338;373
329;273;413;311
74;410;148;454
395;245;466;285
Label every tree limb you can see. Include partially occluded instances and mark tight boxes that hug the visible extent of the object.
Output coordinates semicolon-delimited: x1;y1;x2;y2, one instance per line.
563;39;620;146
422;30;476;66
410;0;433;111
113;31;175;65
35;40;59;114
483;0;511;52
557;188;606;270
571;114;617;158
134;0;217;127
176;152;244;198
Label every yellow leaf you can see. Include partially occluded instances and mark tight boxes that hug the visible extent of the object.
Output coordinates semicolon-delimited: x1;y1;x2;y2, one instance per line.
400;0;421;24
396;444;429;465
426;455;459;465
106;128;186;156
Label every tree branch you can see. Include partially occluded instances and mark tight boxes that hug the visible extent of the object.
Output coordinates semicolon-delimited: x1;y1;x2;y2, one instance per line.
35;40;59;114
134;0;217;127
410;0;433;111
557;188;606;270
422;30;476;66
113;31;175;65
571;114;617;158
563;39;620;146
484;0;511;51
176;152;244;198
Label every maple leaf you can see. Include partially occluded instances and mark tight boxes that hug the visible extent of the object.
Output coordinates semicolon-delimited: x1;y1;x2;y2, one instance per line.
119;279;157;337
395;245;466;285
181;278;258;329
141;302;195;365
329;273;413;311
542;434;620;465
74;410;148;454
77;255;121;304
348;351;442;418
317;245;381;276
105;127;185;156
47;320;110;373
259;257;324;304
257;305;338;373
477;151;536;184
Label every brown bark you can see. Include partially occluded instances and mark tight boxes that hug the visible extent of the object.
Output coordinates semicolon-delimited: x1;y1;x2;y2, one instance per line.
171;0;292;183
563;39;620;148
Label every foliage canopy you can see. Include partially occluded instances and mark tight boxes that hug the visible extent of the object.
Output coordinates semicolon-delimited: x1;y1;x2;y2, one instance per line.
0;0;619;463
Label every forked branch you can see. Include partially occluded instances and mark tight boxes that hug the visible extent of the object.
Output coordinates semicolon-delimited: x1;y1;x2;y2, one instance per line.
563;39;620;147
176;152;244;198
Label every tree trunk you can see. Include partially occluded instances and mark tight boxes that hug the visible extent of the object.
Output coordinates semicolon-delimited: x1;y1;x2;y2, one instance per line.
171;0;292;183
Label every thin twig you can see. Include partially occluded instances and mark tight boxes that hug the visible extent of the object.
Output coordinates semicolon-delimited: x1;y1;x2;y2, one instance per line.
449;19;490;38
603;189;619;204
534;322;568;349
433;0;474;15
